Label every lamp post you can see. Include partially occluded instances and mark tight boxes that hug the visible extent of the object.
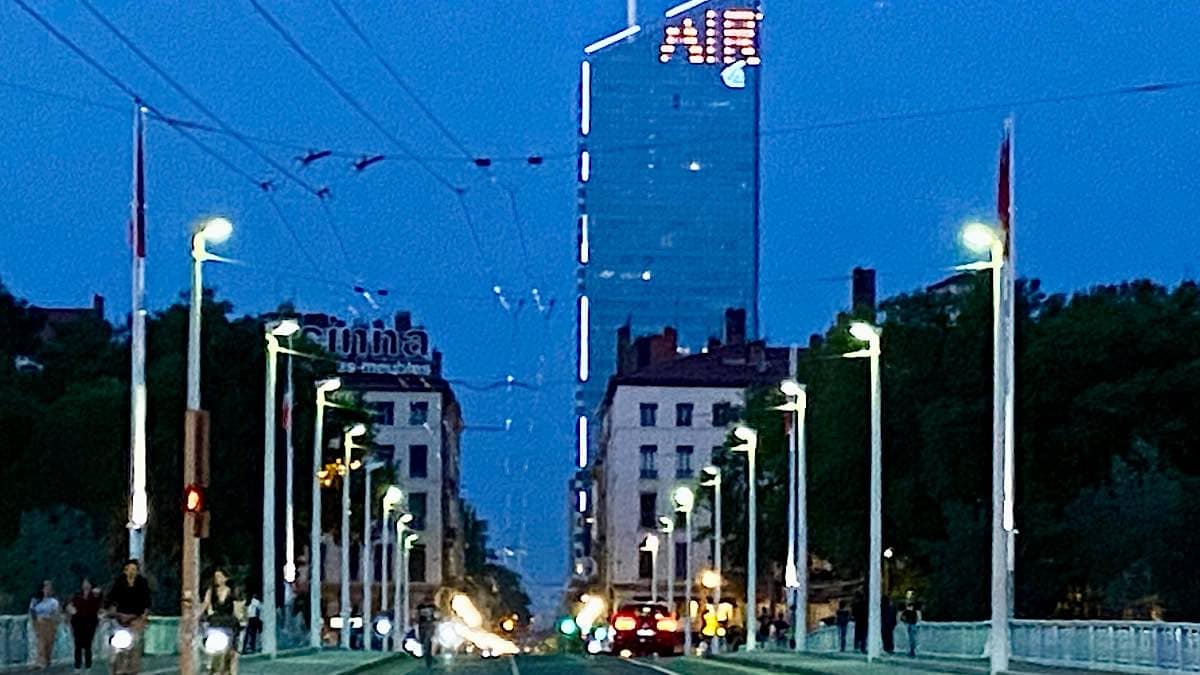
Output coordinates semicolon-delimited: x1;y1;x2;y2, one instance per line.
641;534;660;603
392;514;414;650
310;377;342;649
381;487;402;650
401;530;418;649
263;318;301;657
361;458;385;651
731;425;758;650
962;221;1011;673
777;379;809;652
181;216;232;675
846;322;883;661
701;466;722;653
673;486;696;655
658;515;676;613
340;423;367;649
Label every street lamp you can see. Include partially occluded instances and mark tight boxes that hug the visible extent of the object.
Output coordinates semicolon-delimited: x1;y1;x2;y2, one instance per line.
181;215;232;675
658;515;676;613
361;457;386;651
310;377;342;649
776;379;809;652
400;529;419;650
959;220;1012;673
731;425;758;651
262;319;300;657
673;486;696;655
340;423;367;649
845;322;883;661
381;486;403;642
700;465;722;654
641;534;660;603
393;512;413;651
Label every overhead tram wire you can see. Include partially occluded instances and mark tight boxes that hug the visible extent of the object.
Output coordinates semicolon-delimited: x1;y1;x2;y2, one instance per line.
12;0;265;188
247;0;508;294
76;0;326;199
324;0;541;290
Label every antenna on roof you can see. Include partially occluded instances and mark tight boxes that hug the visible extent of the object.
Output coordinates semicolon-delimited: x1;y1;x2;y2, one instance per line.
627;0;636;27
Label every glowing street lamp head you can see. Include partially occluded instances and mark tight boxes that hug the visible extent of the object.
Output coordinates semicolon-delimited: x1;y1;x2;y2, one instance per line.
197;216;233;244
399;512;414;525
700;569;721;590
641;533;659;552
961;221;999;254
658;515;675;532
731;425;758;454
346;423;367;439
779;379;804;398
849;322;879;343
268;318;300;337
317;377;342;394
383;486;403;510
672;486;695;512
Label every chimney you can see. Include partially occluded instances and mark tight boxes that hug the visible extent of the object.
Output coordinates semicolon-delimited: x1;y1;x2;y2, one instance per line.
616;324;632;376
706;336;721;352
653;327;678;363
92;294;105;319
724;308;746;346
748;341;766;371
432;349;443;378
808;333;824;350
851;267;876;314
395;311;412;332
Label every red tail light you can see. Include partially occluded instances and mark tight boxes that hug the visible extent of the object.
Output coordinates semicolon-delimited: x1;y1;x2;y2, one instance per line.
613;615;637;632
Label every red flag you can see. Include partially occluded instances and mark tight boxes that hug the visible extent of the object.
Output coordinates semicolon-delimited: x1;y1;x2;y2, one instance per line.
281;392;292;432
130;108;146;258
997;121;1012;258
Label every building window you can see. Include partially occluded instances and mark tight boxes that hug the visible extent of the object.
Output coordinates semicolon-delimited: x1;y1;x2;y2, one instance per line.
640;492;657;529
374;444;395;466
639;550;654;579
409;401;429;426
640;403;658;427
639;445;658;479
675;542;687;579
409;492;427;531
712;402;742;427
409;444;428;479
675;403;693;427
676;445;694;478
370;401;395;427
409;544;427;583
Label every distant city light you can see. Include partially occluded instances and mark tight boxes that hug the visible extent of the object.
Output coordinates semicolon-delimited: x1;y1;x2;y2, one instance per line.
580;61;592;135
578;295;590;382
577;416;589;467
580;150;591;182
665;0;708;18
584;24;642;54
578;489;588;513
689;161;702;171
579;214;590;264
641;270;652;281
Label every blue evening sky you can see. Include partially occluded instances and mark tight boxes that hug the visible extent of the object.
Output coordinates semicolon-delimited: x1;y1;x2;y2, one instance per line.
3;1;1199;614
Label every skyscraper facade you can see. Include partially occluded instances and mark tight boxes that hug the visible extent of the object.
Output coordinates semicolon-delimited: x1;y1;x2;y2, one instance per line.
571;1;762;581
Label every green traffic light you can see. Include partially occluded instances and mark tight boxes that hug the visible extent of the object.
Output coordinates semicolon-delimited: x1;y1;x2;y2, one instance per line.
558;618;578;636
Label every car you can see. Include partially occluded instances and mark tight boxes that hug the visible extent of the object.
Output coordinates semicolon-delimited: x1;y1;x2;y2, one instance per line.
610;602;678;657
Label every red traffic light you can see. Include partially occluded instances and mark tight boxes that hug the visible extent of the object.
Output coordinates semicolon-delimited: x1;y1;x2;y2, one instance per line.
183;484;204;513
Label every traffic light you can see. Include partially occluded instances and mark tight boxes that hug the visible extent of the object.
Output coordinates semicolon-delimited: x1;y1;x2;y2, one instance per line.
183;484;204;513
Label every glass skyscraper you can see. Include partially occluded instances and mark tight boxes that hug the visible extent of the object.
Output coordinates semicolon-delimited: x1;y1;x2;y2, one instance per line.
570;1;762;578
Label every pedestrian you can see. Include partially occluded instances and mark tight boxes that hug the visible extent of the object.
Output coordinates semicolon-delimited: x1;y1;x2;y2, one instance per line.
851;592;867;653
900;590;922;657
835;600;851;652
202;569;240;675
29;580;61;669
416;601;437;668
68;577;102;671
756;607;771;646
773;612;789;649
882;596;896;654
242;590;262;654
105;559;152;675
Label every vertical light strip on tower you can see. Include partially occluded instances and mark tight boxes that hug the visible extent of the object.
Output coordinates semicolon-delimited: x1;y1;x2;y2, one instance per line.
580;150;591;182
580;61;592;136
578;295;590;382
577;416;589;467
579;214;590;264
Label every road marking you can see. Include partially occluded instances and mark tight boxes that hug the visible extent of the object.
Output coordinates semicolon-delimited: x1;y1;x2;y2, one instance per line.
625;657;777;675
509;654;521;675
623;658;679;674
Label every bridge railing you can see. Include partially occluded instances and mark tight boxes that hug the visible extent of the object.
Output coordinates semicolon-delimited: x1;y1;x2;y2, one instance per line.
808;619;1200;673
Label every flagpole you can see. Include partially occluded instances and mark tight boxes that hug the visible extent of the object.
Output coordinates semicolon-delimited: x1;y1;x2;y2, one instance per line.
128;103;149;563
283;337;297;617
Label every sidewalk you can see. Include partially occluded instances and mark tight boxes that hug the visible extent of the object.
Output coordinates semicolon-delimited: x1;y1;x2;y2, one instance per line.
718;651;1132;675
4;649;400;675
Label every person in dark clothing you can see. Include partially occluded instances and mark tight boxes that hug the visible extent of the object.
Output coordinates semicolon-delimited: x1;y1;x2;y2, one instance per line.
756;608;771;646
773;612;790;649
881;596;897;654
68;577;102;670
851;593;867;653
106;559;151;675
835;600;852;652
900;590;923;657
416;602;437;668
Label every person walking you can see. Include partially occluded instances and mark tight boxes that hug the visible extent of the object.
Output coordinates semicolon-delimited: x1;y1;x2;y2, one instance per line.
851;592;867;653
202;569;240;675
835;600;851;652
68;578;102;671
242;591;262;654
29;580;61;669
882;595;897;654
900;590;923;657
105;559;152;675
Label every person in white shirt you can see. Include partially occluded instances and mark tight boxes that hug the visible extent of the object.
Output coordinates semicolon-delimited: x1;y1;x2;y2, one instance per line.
242;592;263;654
29;580;61;669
